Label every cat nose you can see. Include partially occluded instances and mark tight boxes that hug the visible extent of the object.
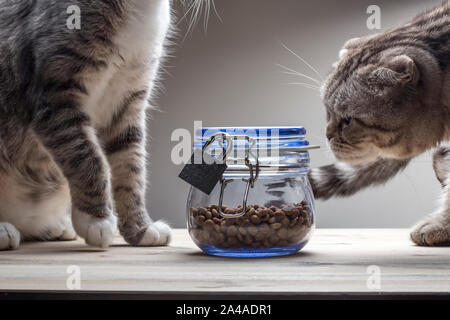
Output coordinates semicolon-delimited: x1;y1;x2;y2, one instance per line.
326;129;334;141
326;122;337;141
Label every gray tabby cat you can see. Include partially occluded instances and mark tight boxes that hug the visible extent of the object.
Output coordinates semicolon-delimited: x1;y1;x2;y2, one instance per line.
0;0;181;250
309;2;450;246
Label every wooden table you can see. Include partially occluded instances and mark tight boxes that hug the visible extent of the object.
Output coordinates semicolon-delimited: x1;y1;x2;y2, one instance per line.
1;229;449;299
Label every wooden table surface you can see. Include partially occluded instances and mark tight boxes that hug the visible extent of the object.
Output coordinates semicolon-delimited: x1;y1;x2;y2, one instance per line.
1;229;449;298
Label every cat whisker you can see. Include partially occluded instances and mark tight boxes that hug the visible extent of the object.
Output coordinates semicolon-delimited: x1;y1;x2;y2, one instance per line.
211;0;223;23
305;132;329;149
203;0;210;31
178;0;220;39
280;70;320;80
280;42;324;82
178;0;198;27
178;0;214;39
203;0;220;30
187;0;203;35
277;64;322;86
287;82;321;91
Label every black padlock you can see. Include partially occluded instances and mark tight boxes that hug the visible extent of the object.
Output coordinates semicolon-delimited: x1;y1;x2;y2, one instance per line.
178;134;230;195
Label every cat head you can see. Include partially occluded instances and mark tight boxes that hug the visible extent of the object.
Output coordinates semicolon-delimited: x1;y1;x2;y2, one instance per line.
322;35;443;164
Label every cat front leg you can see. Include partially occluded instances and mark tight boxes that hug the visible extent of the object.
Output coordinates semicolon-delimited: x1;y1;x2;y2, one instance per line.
309;158;410;200
100;92;171;246
33;108;116;248
0;222;20;250
411;144;450;246
432;143;449;187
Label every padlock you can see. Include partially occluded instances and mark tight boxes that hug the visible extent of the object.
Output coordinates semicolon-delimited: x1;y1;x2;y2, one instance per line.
178;133;231;195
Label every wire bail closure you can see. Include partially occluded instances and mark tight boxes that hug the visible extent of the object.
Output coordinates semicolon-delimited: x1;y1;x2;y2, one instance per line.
201;132;233;162
213;134;260;218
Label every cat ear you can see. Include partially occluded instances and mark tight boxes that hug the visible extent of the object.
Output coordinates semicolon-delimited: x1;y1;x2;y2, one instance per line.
338;38;361;60
387;55;418;82
370;55;418;86
343;37;364;50
339;48;349;59
342;34;379;50
337;34;379;62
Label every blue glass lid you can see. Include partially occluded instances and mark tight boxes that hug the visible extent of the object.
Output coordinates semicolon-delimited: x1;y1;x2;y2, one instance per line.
198;126;306;140
194;126;317;151
192;126;318;176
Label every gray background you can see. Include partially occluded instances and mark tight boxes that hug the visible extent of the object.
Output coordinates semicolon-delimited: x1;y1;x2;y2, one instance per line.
148;0;443;228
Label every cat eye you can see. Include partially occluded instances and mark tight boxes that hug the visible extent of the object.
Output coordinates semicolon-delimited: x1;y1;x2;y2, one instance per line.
342;116;353;126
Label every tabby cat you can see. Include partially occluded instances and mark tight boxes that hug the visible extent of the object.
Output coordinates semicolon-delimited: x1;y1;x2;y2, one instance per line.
0;0;179;250
309;2;450;246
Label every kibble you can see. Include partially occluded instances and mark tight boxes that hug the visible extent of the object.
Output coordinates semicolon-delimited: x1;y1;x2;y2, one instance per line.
271;222;282;230
250;214;261;224
189;201;313;249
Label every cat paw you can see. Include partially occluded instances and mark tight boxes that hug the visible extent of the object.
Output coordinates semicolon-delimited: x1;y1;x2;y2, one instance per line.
0;222;20;251
43;221;77;241
56;225;77;241
410;218;450;246
137;220;172;246
72;209;117;248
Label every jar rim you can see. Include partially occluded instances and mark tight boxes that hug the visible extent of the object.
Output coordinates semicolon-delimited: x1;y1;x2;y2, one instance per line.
195;126;314;152
193;126;315;175
197;126;307;140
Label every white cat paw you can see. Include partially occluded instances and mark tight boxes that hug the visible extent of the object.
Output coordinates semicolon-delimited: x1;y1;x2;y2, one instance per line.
410;218;450;246
58;225;77;241
137;220;172;246
72;209;117;248
0;222;20;251
44;220;77;241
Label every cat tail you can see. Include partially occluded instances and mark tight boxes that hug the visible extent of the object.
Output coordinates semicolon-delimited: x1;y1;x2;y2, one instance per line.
308;158;411;200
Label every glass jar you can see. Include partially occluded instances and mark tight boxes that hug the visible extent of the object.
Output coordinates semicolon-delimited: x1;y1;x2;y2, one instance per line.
186;126;316;258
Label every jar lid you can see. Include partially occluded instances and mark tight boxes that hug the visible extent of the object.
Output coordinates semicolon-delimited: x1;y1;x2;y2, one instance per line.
194;126;317;177
195;126;314;150
198;126;306;139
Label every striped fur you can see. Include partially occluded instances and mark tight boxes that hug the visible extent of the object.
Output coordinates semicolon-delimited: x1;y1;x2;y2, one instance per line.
309;159;410;200
0;0;175;250
310;2;450;246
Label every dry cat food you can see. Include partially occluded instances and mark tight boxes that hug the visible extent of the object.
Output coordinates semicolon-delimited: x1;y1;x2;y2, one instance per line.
189;201;313;249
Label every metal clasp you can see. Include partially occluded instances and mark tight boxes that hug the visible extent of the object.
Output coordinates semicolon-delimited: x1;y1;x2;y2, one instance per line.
218;135;259;218
201;132;233;163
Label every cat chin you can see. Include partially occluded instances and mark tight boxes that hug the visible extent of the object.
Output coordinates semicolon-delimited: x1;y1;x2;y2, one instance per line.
329;141;378;165
333;151;378;165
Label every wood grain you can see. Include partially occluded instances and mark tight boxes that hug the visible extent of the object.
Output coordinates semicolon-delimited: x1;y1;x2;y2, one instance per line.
1;229;449;294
